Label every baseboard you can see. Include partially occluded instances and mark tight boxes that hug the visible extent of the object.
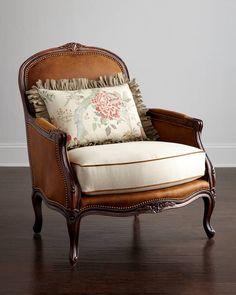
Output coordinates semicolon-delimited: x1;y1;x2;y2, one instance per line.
205;143;236;167
0;143;29;167
0;142;235;167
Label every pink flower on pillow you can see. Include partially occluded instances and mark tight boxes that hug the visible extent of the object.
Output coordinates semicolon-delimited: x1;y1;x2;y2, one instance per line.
67;134;72;143
92;91;121;120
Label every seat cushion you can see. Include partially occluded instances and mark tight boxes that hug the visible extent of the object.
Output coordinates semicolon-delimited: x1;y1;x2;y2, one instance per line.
68;141;206;195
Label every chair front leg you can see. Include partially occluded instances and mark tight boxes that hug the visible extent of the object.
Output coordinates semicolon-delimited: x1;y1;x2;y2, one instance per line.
32;189;43;234
67;217;81;266
203;192;216;239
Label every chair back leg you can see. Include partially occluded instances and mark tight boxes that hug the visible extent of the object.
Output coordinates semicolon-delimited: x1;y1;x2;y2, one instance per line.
32;190;43;234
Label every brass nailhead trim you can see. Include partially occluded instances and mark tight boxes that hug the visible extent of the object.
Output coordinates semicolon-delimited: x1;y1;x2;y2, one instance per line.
79;187;210;212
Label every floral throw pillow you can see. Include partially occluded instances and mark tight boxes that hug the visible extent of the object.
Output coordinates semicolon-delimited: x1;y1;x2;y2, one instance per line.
38;84;146;149
26;73;159;142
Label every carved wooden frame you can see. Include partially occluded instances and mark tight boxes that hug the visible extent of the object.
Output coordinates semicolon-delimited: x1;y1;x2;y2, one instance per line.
19;42;216;267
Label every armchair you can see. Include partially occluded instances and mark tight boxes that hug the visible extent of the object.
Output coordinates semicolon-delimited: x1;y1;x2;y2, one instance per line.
18;43;215;266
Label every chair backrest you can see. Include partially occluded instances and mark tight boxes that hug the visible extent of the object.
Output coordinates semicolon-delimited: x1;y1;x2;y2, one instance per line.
18;42;129;116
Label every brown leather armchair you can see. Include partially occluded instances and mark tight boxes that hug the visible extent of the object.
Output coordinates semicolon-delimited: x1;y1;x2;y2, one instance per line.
18;42;216;266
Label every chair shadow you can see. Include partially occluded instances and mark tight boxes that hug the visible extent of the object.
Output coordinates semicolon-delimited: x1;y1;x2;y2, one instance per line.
132;215;141;251
32;234;44;272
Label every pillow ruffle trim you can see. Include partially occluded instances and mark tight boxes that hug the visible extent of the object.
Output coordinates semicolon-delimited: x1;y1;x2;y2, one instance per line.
26;72;159;149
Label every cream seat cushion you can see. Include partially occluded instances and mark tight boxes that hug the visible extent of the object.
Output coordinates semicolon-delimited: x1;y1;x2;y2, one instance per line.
68;141;206;195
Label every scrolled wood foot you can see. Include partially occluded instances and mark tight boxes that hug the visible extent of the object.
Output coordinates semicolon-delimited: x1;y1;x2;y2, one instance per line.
203;193;216;239
67;218;81;267
32;190;43;234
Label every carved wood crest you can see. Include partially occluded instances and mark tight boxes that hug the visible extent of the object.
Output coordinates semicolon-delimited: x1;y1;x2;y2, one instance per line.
60;42;84;52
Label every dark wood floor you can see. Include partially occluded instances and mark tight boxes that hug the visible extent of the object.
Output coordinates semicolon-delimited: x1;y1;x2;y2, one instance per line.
0;168;236;295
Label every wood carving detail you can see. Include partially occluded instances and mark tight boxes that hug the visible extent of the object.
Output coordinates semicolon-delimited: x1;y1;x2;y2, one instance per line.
138;201;176;214
60;42;84;52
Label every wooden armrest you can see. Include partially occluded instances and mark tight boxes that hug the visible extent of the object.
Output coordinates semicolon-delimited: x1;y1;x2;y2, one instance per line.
147;108;203;148
26;117;80;209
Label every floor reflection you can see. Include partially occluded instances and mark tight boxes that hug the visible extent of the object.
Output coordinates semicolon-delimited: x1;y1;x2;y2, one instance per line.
132;215;141;251
31;220;217;295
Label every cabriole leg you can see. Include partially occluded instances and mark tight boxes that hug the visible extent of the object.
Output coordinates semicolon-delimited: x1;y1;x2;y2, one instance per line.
32;190;43;234
203;193;216;239
67;218;81;267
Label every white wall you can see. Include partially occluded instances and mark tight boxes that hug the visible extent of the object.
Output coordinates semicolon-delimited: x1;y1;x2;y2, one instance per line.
0;0;235;166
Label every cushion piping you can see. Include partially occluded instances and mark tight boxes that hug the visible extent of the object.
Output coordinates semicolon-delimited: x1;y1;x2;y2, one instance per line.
70;150;205;167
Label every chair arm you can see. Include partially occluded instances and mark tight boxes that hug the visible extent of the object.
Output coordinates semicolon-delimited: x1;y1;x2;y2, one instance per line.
147;108;216;190
26;117;80;209
147;108;203;148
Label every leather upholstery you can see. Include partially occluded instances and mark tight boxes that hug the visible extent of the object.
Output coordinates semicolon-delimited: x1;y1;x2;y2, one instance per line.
27;118;74;208
35;117;57;131
27;52;125;89
80;179;209;209
148;108;203;148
